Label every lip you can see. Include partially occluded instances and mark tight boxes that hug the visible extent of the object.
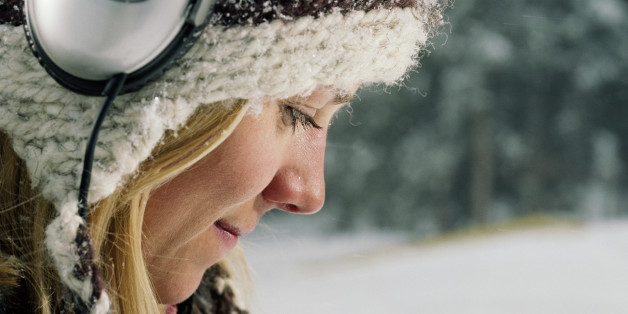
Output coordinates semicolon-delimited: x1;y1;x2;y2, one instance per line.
215;220;253;237
213;221;238;252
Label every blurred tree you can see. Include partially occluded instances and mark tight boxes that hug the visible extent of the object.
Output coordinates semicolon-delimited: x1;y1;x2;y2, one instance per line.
321;0;628;233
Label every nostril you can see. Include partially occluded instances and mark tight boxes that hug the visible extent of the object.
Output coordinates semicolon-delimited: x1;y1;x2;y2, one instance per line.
277;201;323;215
281;203;299;213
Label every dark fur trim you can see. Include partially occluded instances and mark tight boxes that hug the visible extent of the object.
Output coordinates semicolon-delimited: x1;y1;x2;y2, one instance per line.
71;224;104;311
0;0;23;26
0;0;417;27
213;0;417;26
178;264;249;314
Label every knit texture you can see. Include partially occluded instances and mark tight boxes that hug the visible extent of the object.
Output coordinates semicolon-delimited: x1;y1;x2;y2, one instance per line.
0;1;444;312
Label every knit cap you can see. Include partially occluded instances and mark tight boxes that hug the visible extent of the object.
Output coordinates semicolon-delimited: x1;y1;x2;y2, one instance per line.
0;0;447;312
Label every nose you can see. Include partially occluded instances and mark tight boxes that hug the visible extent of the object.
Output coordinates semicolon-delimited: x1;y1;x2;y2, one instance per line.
262;133;327;214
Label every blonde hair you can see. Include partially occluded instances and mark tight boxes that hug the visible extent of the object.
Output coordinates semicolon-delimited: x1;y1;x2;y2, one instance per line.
0;99;250;313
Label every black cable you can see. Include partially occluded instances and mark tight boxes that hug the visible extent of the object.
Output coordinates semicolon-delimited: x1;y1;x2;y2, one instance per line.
77;73;127;221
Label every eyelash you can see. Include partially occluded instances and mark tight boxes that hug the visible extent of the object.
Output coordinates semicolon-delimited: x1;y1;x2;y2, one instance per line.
281;105;322;131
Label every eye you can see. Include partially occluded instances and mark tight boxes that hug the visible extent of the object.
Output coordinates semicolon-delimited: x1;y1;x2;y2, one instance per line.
280;105;322;131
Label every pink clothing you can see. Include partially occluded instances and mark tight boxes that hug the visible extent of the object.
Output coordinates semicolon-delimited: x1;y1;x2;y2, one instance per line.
165;304;177;314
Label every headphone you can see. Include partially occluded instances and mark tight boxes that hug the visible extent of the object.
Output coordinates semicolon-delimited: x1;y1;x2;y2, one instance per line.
23;0;217;220
23;0;217;96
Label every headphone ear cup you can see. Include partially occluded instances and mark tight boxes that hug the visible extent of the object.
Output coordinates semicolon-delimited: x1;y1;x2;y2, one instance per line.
23;0;214;96
105;18;208;95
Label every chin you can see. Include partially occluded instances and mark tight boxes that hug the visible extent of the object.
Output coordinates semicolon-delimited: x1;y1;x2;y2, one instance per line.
150;236;229;305
154;268;205;305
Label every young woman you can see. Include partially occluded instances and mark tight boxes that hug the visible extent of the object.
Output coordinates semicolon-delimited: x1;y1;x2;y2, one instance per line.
0;0;448;313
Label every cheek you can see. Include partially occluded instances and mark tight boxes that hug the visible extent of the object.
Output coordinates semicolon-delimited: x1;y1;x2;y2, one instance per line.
143;111;283;242
207;113;285;201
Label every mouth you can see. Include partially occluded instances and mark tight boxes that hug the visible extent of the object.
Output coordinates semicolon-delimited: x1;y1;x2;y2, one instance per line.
215;220;253;237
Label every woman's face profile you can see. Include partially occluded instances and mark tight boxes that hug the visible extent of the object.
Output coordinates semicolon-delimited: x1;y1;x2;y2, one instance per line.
142;86;354;304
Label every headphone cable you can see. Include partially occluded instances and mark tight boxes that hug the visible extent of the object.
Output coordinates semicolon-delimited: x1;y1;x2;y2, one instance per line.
77;73;128;221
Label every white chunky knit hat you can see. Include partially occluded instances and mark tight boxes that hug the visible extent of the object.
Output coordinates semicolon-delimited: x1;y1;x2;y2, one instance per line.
0;0;446;312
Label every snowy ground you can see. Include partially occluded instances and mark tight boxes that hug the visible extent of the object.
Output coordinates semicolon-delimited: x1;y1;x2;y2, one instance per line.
241;219;628;314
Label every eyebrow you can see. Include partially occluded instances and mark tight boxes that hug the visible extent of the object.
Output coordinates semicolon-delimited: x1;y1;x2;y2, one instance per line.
332;93;355;105
284;93;356;107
